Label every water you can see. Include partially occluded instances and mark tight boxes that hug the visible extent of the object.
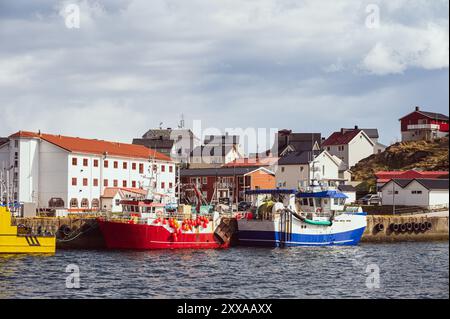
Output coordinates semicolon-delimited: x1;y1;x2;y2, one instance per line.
0;242;448;299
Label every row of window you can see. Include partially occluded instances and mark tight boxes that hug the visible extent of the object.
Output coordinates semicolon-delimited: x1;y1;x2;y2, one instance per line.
388;190;423;195
71;178;173;189
69;198;100;208
71;158;173;173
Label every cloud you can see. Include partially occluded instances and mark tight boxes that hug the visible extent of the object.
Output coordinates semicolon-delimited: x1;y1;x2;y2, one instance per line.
0;0;448;147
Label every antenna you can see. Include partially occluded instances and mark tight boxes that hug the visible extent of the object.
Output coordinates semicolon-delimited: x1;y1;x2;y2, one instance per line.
178;114;185;129
159;122;163;129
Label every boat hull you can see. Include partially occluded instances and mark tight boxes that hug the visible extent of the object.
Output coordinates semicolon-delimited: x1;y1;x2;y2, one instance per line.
1;207;56;254
98;220;229;250
237;212;367;247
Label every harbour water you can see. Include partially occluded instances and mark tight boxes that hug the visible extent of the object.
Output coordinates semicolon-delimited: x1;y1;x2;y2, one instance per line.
0;242;448;299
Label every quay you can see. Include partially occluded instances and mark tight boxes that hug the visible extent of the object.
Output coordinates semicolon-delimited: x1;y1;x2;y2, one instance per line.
9;212;449;248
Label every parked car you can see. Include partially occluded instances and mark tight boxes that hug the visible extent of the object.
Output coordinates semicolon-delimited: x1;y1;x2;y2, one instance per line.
238;201;252;211
357;194;382;206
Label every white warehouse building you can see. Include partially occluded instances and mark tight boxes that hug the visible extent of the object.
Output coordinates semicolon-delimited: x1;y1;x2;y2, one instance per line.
380;178;449;209
0;131;175;212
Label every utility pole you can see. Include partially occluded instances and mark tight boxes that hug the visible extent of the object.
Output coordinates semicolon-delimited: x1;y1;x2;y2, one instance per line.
392;181;396;215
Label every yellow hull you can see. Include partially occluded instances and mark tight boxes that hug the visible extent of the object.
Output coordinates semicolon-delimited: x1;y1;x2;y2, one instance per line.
0;207;56;254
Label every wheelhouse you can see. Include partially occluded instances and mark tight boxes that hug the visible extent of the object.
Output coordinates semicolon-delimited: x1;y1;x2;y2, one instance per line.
296;190;347;213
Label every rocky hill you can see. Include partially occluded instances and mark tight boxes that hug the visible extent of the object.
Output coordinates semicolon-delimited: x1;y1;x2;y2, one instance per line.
351;137;449;191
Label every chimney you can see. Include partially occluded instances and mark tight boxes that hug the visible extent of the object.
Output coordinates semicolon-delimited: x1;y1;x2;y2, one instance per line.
340;128;345;134
354;125;359;130
415;106;420;111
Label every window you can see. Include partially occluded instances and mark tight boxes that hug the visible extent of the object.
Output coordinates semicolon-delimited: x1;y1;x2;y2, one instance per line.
93;179;99;187
281;167;285;173
412;190;423;194
132;163;136;170
48;198;65;208
93;159;99;167
114;161;118;169
161;165;166;172
123;180;127;187
104;179;109;187
70;198;78;208
83;178;88;186
327;147;331;151
72;178;77;186
123;162;128;170
14;140;19;148
104;160;109;168
139;163;144;174
113;180;118;187
132;181;136;188
169;182;173;188
161;182;165;189
322;165;325;175
169;165;173;173
83;158;88;167
72;158;78;166
91;199;100;208
14;160;18;168
202;177;207;184
81;198;89;208
300;167;304;172
14;152;18;160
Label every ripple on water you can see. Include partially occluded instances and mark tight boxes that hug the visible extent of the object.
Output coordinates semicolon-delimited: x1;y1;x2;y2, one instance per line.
0;242;448;299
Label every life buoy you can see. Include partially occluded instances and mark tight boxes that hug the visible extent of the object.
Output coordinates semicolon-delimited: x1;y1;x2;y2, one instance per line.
420;223;427;232
375;223;384;232
413;223;421;232
390;223;399;232
426;222;433;231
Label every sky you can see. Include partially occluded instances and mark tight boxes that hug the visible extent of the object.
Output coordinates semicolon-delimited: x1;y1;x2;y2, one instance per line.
0;0;448;152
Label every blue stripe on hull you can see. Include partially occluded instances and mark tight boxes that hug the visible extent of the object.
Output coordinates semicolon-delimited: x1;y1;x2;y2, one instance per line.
238;226;366;247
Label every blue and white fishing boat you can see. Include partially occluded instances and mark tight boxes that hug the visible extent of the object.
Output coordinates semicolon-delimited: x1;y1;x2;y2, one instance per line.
237;187;367;247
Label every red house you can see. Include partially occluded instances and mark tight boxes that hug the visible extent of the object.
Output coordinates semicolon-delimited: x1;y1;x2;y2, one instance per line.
399;106;449;142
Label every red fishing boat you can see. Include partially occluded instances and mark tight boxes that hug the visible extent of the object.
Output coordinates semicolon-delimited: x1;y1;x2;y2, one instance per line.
97;200;232;250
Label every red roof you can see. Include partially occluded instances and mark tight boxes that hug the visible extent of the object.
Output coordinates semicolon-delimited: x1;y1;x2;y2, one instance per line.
322;130;361;146
102;187;148;198
223;157;279;167
376;170;449;183
9;131;172;162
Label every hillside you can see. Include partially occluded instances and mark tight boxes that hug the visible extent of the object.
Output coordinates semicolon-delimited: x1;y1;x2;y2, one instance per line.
351;137;449;191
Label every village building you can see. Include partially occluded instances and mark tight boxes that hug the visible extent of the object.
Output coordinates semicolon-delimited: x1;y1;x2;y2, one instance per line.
0;131;175;214
276;150;341;189
337;184;357;204
189;133;243;168
267;130;321;157
341;126;386;154
380;178;449;209
399;106;449;142
133;128;200;165
376;170;449;190
322;129;374;172
180;166;275;204
100;187;147;213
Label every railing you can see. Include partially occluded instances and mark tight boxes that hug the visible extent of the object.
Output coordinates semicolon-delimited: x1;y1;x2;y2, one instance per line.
407;124;440;130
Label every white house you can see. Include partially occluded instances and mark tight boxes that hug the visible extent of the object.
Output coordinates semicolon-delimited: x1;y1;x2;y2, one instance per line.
337;184;357;204
0;131;175;213
322;129;375;170
101;187;147;213
380;178;449;209
276;150;341;189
